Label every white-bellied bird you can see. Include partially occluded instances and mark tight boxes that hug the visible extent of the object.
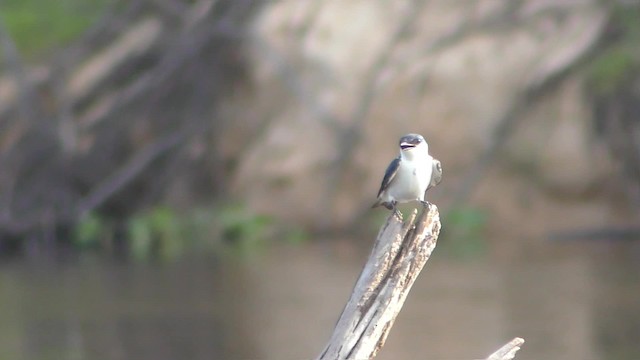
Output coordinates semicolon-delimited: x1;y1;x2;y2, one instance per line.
372;133;442;216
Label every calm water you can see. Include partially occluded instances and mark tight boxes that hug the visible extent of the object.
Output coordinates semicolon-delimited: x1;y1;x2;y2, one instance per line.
0;239;639;359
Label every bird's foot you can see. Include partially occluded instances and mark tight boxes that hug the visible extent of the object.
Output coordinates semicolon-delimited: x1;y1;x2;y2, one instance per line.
391;201;402;219
419;200;430;208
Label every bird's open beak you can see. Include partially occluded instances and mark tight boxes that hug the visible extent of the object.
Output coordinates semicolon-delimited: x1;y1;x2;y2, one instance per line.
400;142;416;150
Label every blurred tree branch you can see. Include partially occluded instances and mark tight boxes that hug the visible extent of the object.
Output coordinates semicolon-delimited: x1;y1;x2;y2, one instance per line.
324;0;428;219
0;16;38;124
452;6;609;205
75;129;189;218
0;0;262;241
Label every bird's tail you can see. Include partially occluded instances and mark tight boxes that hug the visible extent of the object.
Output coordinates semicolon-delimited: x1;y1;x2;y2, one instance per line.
371;198;393;210
371;199;383;209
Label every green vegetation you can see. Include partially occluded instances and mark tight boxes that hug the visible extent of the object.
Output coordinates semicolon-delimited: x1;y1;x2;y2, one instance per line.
366;205;489;259
439;206;488;259
0;0;111;58
283;226;310;245
72;212;109;248
72;203;309;261
587;47;637;96
127;206;183;261
216;203;274;257
586;5;640;96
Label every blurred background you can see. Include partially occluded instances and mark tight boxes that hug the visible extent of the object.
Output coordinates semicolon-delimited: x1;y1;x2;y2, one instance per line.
0;0;639;359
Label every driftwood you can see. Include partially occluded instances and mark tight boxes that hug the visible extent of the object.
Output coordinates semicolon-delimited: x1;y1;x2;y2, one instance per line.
316;204;524;360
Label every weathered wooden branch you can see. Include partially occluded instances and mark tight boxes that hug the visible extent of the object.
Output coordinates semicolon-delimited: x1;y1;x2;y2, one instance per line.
316;204;524;360
486;337;525;360
318;205;439;359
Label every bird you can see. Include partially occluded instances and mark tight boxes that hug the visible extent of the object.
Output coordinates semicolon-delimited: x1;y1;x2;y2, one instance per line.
372;133;442;217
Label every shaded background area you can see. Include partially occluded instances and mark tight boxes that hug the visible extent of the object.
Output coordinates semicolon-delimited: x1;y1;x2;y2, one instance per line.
0;0;639;359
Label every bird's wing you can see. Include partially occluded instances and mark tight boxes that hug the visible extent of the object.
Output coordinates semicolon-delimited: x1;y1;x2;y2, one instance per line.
428;158;442;190
377;156;401;197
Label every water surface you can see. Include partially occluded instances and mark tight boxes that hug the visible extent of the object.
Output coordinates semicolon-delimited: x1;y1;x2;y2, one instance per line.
0;239;638;359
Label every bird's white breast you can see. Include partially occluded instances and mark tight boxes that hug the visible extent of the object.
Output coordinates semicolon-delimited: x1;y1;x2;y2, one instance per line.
388;155;433;202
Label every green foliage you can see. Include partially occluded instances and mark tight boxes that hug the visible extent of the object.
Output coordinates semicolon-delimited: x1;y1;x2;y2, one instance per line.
217;204;274;257
69;203;305;261
179;207;218;248
283;226;310;245
123;203;302;260
439;206;488;259
586;5;640;96
0;0;110;58
587;47;636;96
214;203;314;257
127;206;184;261
72;212;108;248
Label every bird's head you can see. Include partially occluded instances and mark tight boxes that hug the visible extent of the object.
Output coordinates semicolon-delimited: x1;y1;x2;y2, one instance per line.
399;133;429;158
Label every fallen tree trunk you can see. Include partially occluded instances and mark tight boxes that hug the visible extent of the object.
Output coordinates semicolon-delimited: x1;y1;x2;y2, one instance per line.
316;204;524;360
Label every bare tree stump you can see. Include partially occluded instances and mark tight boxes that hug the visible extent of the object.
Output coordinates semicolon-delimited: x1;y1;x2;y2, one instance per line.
316;204;524;360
